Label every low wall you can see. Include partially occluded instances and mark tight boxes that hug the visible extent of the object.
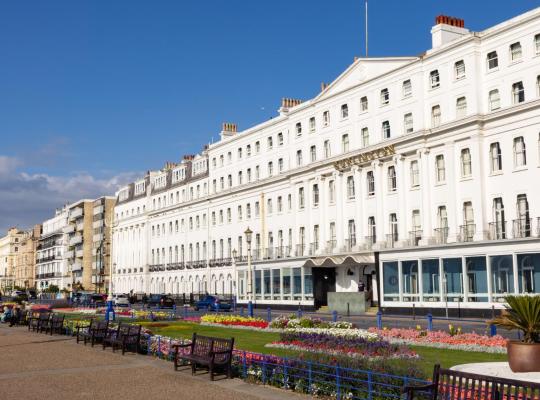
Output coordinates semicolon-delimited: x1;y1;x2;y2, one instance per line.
328;292;366;314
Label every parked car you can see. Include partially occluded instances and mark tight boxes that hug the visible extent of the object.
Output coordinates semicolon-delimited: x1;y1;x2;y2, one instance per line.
147;294;175;308
114;294;130;307
72;292;107;307
194;295;232;311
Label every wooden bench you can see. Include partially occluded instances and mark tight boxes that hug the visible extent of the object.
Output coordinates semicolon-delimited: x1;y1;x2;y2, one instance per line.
77;320;109;346
103;323;142;355
173;333;234;380
40;314;65;335
28;312;51;332
404;364;540;400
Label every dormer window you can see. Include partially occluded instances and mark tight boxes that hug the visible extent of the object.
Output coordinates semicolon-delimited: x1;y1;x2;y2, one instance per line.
430;70;440;89
454;60;465;80
277;132;284;146
295;122;302;136
322;110;330;126
309;117;316;132
380;89;389;106
402;80;412;98
340;104;349;119
487;51;498;70
510;42;522;62
360;96;368;112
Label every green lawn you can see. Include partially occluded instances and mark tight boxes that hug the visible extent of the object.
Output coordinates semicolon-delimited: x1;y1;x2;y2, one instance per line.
141;321;508;378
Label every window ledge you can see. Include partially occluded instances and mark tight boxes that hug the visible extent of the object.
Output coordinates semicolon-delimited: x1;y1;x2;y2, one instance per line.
508;59;523;67
409;185;420;191
460;176;473;182
489;170;503;177
512;166;527;173
434;181;447;187
486;67;499;74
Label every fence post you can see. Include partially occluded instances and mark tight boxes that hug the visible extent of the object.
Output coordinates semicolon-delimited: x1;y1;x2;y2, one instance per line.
427;313;433;331
262;354;267;385
147;336;152;355
266;307;272;323
335;365;341;400
367;371;373;400
376;311;382;330
283;357;288;388
412;303;416;320
332;310;338;322
490;323;497;337
242;350;247;378
248;301;254;318
240;307;244;317
233;296;237;312
183;304;188;319
158;336;162;358
308;362;313;393
297;306;303;319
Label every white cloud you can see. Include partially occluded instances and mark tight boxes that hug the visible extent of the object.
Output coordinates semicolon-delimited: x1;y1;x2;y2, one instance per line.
0;156;139;232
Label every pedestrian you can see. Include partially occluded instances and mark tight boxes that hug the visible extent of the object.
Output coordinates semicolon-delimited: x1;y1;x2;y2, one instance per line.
358;281;365;292
9;306;21;327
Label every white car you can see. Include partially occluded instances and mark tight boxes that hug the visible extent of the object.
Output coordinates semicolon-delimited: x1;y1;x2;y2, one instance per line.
114;294;130;307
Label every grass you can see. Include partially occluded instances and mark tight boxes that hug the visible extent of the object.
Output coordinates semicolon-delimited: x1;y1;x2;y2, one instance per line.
140;321;508;378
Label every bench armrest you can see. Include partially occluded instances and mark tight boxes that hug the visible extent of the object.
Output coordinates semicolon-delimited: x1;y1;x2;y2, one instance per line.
403;383;436;400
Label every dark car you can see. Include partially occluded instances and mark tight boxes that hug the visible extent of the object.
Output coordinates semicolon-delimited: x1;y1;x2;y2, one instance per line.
194;295;232;311
147;294;175;308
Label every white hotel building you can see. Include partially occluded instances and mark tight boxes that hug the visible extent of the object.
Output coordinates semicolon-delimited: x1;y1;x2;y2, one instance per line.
113;9;540;315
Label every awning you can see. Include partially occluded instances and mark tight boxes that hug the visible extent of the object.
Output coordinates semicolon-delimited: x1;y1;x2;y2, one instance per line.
303;254;375;268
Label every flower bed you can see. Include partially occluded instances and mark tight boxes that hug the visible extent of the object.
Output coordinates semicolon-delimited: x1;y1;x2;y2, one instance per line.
268;328;417;360
200;314;269;329
369;328;507;353
270;315;354;330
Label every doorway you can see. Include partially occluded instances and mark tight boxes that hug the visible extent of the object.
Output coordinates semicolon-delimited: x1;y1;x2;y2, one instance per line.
313;267;336;309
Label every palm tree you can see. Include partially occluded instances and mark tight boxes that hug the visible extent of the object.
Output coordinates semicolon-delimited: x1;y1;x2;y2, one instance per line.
492;295;540;343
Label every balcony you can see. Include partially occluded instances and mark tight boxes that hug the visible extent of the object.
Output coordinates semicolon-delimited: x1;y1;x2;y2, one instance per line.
274;246;291;259
63;225;75;234
93;219;103;229
309;242;319;255
38;255;56;263
433;227;449;244
513;218;532;239
71;263;82;272
91;275;104;284
76;222;85;232
69;234;82;246
75;249;84;258
93;205;104;215
295;244;306;257
69;208;83;221
326;240;337;254
458;224;475;243
364;236;375;250
93;233;103;242
488;222;507;240
64;250;74;259
345;237;356;252
386;234;398;249
408;230;422;247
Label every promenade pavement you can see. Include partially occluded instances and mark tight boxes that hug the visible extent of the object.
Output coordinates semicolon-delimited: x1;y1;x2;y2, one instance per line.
0;325;304;400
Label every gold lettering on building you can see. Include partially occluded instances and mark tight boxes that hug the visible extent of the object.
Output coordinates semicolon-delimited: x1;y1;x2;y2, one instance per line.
333;145;396;171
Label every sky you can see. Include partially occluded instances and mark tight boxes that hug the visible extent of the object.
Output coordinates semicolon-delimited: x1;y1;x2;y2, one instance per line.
0;0;537;232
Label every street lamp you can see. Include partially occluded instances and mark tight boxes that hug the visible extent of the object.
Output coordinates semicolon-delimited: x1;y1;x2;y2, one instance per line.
105;213;118;322
244;227;254;317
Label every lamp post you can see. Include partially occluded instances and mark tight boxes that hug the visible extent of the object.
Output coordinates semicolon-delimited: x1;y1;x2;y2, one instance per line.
244;227;254;317
105;213;118;322
231;249;238;308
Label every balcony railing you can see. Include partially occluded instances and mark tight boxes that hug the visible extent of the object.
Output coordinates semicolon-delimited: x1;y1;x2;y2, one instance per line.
274;246;291;259
513;218;531;239
38;255;56;263
345;237;356;252
458;224;475;242
295;244;306;257
408;230;422;247
326;240;337;253
386;234;398;249
434;227;449;244
148;264;165;272
309;242;319;255
69;208;83;221
488;222;507;240
364;236;375;250
69;234;82;246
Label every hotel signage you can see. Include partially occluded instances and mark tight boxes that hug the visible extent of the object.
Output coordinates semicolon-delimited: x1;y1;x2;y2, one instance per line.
333;145;396;172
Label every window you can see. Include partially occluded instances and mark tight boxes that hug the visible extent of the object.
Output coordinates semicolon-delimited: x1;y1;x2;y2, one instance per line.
246;168;251;182
489;89;500;111
238;171;243;185
227;208;232;223
510;42;522;62
277;196;283;212
277;132;283;146
267;199;272;214
535;34;540;55
460;148;472;177
255;201;260;217
402;79;412;97
360;96;368;111
347;176;355;199
512;81;525;104
490;142;502;172
389;213;398;242
323;110;330;126
380;88;389;105
382;120;391;139
437;206;448;242
310;145;317;162
309;117;316;132
410;160;419;187
329;180;335;203
366;171;375;195
487;51;498;70
255;141;260;153
267;162;273;177
463;202;475;241
403;113;413;134
456;97;467;118
493;197;506;239
324;140;331;158
212;158;217;168
435;155;446;183
537;75;540;97
361;127;369;147
514;136;527;167
454;60;465;79
267;136;273;150
296;150;303;166
412;210;421;234
255;165;260;180
278;158;284;172
246;203;251;219
227;174;232;187
430;70;440;89
246;144;251;157
227;152;232;163
342;134;349;153
238;147;242;159
368;217;376;242
287;194;292;210
516;194;531;238
341;104;349;119
387;166;397;191
298;187;305;209
431;105;441;128
219;177;224;190
313;184;319;206
348;220;356;247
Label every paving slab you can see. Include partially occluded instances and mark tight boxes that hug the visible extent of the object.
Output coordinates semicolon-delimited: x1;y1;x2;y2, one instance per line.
0;325;306;400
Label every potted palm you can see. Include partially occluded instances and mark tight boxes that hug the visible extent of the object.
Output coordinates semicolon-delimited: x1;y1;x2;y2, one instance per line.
492;294;540;372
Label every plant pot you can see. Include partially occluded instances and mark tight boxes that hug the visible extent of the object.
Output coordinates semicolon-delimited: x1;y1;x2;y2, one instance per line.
507;340;540;372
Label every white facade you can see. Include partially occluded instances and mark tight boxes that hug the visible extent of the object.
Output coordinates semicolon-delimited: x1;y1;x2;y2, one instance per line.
112;8;540;311
36;207;70;291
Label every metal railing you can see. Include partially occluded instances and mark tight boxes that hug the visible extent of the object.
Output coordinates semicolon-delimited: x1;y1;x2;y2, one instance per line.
488;222;507;240
408;230;422;246
295;244;306;257
326;240;337;252
364;236;375;250
513;218;531;238
433;227;448;244
345;237;356;252
386;234;398;248
458;224;475;242
309;242;319;255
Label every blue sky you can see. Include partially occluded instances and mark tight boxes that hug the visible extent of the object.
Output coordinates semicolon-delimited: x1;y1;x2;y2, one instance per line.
0;0;537;231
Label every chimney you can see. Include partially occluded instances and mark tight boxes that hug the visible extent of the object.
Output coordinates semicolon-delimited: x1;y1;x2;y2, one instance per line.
182;154;195;161
431;15;469;49
320;82;328;92
220;122;237;139
279;98;303;115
